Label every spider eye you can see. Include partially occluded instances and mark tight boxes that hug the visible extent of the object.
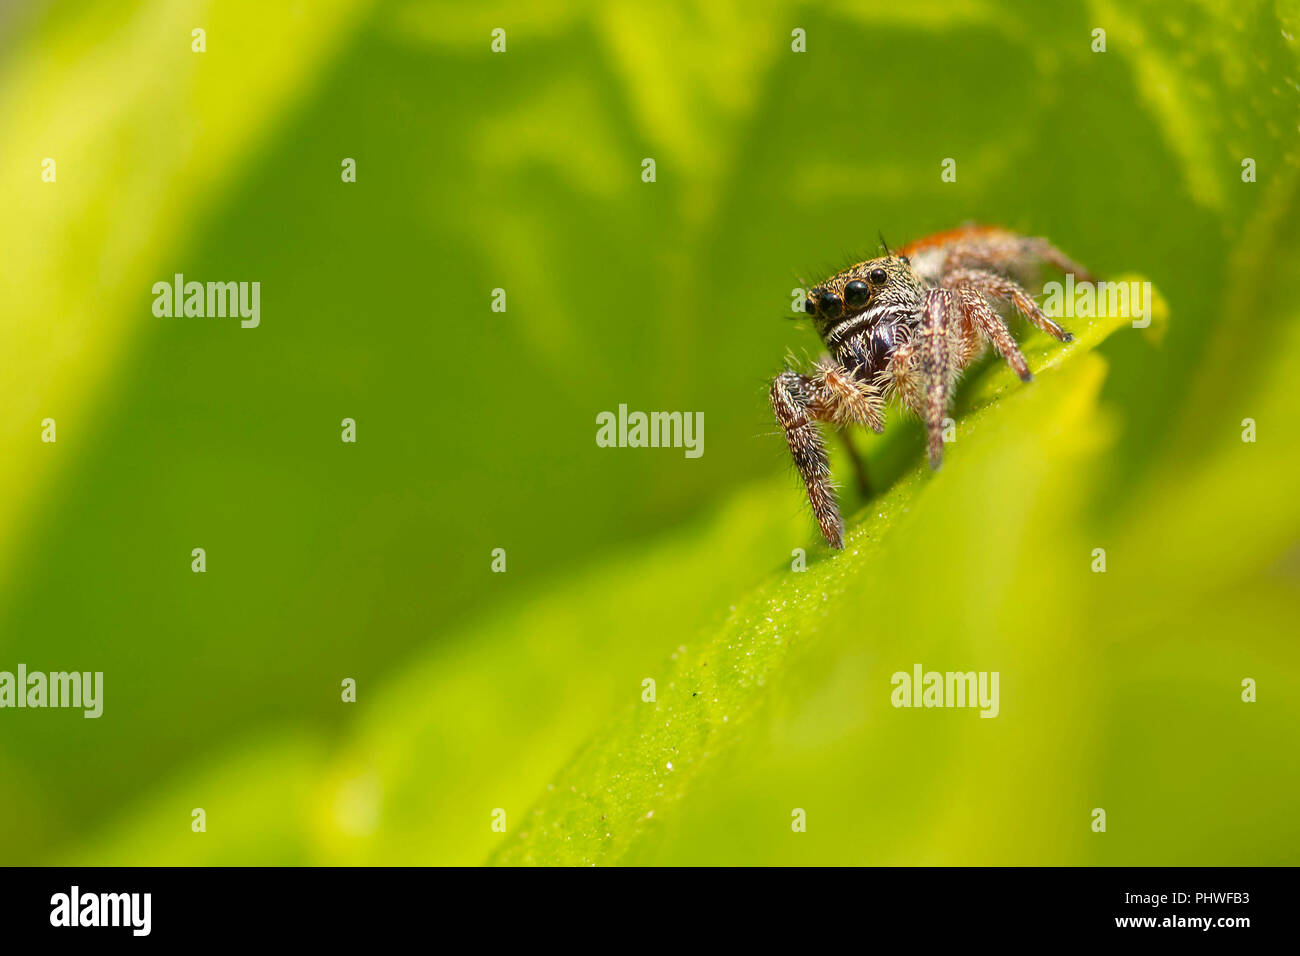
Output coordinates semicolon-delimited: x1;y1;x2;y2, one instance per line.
869;268;888;285
804;295;816;315
816;291;843;318
843;280;870;309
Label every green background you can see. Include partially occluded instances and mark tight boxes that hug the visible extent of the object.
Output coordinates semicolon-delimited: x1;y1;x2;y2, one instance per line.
0;0;1297;865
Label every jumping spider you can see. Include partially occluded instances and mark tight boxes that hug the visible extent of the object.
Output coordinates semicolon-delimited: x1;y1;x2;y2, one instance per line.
771;225;1094;549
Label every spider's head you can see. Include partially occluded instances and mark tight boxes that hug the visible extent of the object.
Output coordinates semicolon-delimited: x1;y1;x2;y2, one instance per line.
802;255;922;340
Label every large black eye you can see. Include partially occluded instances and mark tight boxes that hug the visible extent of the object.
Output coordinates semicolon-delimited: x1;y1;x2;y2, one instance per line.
843;280;870;309
816;291;842;318
804;295;816;315
869;268;888;285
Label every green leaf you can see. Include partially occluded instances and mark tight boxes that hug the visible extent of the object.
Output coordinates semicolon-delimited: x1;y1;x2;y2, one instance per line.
480;288;1102;863
10;0;1300;868
486;279;1299;865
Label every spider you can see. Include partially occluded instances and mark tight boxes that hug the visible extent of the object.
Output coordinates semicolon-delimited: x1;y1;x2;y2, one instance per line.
770;224;1095;549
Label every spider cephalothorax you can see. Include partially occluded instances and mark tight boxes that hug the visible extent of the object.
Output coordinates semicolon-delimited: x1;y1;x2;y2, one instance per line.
771;225;1094;549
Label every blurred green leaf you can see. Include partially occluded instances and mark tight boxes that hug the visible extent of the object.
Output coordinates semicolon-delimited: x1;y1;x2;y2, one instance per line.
487;284;1228;864
5;0;1300;866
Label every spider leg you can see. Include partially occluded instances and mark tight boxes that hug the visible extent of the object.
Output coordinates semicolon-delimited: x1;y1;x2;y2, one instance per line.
770;358;886;547
884;334;916;406
1020;235;1096;284
808;351;880;498
943;268;1073;343
814;356;886;433
915;288;962;470
770;370;845;549
948;285;1033;382
936;231;1095;285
